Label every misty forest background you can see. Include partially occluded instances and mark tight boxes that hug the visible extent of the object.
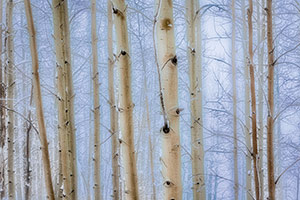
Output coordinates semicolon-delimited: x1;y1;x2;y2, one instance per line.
0;0;299;199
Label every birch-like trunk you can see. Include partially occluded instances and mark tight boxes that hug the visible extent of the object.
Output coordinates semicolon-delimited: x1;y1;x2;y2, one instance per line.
52;0;77;199
23;0;55;199
155;0;182;199
6;0;15;198
266;0;275;199
241;0;252;199
91;0;101;199
24;93;32;200
111;0;139;199
0;0;5;197
257;0;266;199
107;2;120;199
186;0;205;199
248;0;260;199
231;0;239;199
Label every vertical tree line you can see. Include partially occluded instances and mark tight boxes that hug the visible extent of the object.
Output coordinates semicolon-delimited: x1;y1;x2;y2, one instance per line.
0;0;297;199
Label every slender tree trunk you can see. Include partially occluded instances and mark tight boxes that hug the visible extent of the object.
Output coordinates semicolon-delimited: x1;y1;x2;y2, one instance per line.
242;0;252;198
257;0;266;199
107;1;120;199
266;1;275;199
111;0;139;199
155;0;182;199
91;0;101;199
248;0;260;199
6;0;15;198
52;0;77;199
20;10;31;200
231;1;239;199
186;0;206;199
0;0;5;197
23;1;55;199
24;87;33;200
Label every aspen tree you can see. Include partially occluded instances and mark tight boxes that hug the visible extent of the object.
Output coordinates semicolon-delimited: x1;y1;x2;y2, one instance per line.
20;10;32;199
52;0;77;198
186;0;205;199
231;0;239;199
257;0;266;199
24;93;32;200
107;1;120;199
155;0;182;199
107;1;120;198
0;0;5;197
248;0;260;199
91;0;101;199
111;0;139;199
242;0;252;198
266;0;275;199
6;0;15;198
23;0;55;199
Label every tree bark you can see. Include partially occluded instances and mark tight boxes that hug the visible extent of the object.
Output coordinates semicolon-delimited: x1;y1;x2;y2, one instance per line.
111;0;139;199
248;0;260;199
266;0;275;199
90;0;101;199
257;0;266;199
0;0;5;197
241;0;252;198
6;0;15;198
155;0;182;199
23;1;55;199
52;0;77;199
107;1;120;199
24;92;32;200
186;0;206;199
231;0;239;199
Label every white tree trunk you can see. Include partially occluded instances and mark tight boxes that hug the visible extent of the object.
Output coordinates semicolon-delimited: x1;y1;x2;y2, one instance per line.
0;0;5;197
257;0;266;199
52;0;77;198
91;0;101;199
231;0;239;199
111;0;139;199
107;1;120;199
186;0;206;199
155;0;182;199
6;0;15;198
241;0;252;198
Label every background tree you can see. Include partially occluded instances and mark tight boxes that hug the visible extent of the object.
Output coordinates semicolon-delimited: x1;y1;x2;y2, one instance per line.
90;0;101;199
6;0;15;198
52;0;77;198
186;0;206;199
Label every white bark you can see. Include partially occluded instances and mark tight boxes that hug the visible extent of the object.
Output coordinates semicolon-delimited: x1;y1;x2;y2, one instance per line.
91;0;101;199
155;0;182;199
186;0;206;199
111;0;139;199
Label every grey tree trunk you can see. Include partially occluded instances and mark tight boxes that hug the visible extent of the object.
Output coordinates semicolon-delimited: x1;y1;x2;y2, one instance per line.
6;0;15;198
